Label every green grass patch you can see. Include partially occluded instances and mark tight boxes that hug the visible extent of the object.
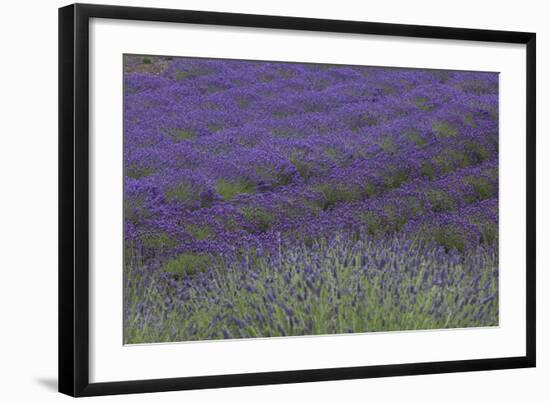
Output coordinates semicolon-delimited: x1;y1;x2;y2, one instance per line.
377;135;397;153
174;67;208;81
241;207;275;233
432;149;471;174
174;70;192;80
364;183;377;198
216;179;256;200
360;212;387;237
413;97;432;111
314;183;364;210
126;162;154;179
258;74;273;83
289;156;313;180
187;225;213;240
237;98;250;109
124;195;151;224
380;84;395;95
163;128;196;141
164;182;199;203
426;190;456;212
432;120;458;138
383;205;408;231
404;129;428;149
432;227;467;252
271;127;301;138
324;148;341;160
350;113;379;131
383;169;409;190
471;219;498;245
465;141;490;163
464;176;495;201
207;123;224;132
141;232;177;251
420;161;436;180
417;225;468;252
464;113;477;127
161;253;211;277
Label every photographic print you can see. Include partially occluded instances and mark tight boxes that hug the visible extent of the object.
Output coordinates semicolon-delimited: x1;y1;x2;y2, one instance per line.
123;54;499;344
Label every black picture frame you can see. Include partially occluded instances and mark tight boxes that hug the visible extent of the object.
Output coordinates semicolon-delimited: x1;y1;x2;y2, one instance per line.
59;3;536;397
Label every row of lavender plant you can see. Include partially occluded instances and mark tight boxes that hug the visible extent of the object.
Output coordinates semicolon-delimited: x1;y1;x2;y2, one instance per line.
124;231;498;342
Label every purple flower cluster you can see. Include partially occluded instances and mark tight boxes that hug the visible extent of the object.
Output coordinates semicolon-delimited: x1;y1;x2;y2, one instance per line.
123;55;499;342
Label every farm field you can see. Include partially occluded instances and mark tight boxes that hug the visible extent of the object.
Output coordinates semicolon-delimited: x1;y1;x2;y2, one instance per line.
123;55;499;344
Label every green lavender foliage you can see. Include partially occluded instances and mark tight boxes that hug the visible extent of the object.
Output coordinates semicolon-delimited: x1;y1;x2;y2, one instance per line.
124;233;498;344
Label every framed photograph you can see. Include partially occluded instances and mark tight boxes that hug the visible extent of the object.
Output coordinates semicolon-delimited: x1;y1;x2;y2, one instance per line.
59;3;536;397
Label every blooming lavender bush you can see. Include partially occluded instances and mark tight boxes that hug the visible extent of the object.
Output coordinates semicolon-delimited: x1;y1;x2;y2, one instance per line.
123;55;499;343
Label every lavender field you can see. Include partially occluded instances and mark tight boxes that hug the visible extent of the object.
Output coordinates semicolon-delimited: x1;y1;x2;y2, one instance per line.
123;55;499;344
